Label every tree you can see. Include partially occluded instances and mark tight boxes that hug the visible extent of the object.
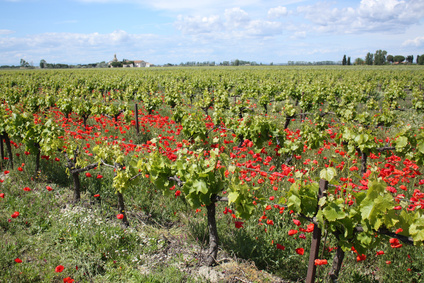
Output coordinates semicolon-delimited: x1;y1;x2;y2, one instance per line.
354;58;364;65
406;55;414;63
110;61;123;68
418;55;424;65
387;55;394;64
342;55;347;65
373;50;387;65
40;59;47;68
393;55;405;63
347;57;351;65
20;59;30;68
365;53;374;65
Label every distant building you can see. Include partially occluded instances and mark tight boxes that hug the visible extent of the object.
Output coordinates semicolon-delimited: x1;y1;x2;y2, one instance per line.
108;54;152;68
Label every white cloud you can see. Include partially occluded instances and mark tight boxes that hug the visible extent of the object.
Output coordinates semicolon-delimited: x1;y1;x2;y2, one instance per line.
175;7;283;40
296;0;424;34
225;7;250;28
402;36;424;47
268;6;288;18
174;15;223;34
76;0;263;13
0;29;15;35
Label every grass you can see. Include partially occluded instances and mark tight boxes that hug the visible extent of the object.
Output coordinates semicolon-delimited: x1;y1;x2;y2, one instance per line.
3;159;424;283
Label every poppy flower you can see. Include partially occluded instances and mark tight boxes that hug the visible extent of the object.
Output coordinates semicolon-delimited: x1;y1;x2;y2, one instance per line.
389;238;402;248
305;223;314;233
376;251;384;256
94;194;100;197
117;214;124;220
4;170;9;175
356;254;366;262
288;229;298;236
276;244;285;250
395;228;403;234
266;219;274;225
175;190;181;197
293;219;301;226
46;186;53;191
55;157;60;162
85;172;92;177
11;211;19;218
314;259;328;265
235;221;244;228
0;193;4;198
63;277;74;283
14;258;22;263
18;167;23;172
55;265;65;272
23;187;31;192
295;248;304;255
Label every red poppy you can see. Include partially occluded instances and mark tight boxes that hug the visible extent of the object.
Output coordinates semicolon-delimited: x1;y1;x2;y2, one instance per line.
389;238;402;248
14;258;22;263
235;221;244;228
314;259;328;265
395;228;403;234
18;167;23;172
11;211;19;218
376;250;384;256
266;219;274;225
55;265;65;272
46;186;53;191
55;157;60;162
0;193;4;198
23;187;31;192
305;223;314;233
4;170;10;175
97;175;103;179
288;229;298;236
356;254;366;262
117;214;124;219
295;248;304;255
63;277;74;283
94;194;100;197
276;244;285;250
85;172;92;177
293;219;301;226
175;190;181;197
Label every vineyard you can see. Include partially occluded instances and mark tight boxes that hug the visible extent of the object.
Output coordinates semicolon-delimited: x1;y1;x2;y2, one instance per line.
1;65;424;282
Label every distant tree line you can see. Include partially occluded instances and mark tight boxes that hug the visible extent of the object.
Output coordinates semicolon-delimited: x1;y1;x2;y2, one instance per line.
345;50;424;66
40;59;109;69
287;61;340;66
168;60;261;67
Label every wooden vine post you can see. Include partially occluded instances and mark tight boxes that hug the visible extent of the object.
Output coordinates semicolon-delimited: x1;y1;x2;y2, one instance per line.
305;179;328;283
135;103;140;135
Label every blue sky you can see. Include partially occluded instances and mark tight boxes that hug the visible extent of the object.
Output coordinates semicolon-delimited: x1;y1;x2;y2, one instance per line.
1;0;423;65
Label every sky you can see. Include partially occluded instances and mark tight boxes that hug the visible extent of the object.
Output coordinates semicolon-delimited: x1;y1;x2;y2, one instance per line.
0;0;424;66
